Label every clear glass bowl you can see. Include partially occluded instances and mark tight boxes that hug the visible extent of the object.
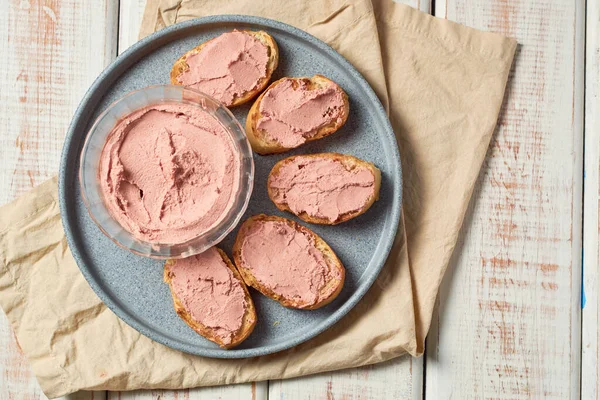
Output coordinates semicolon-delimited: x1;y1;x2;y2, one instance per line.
79;85;254;259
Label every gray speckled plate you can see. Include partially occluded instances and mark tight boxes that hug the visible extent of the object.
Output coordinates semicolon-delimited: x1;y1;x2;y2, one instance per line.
59;15;402;358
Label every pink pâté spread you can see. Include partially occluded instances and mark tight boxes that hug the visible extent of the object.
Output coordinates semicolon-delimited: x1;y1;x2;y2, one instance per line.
269;156;376;223
256;78;345;148
99;103;239;244
176;30;270;106
239;220;342;307
168;248;247;345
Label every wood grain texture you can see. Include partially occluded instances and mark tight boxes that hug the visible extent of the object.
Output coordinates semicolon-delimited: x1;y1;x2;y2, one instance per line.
427;0;585;399
269;356;423;400
581;0;600;397
107;384;267;400
0;0;117;398
118;0;148;55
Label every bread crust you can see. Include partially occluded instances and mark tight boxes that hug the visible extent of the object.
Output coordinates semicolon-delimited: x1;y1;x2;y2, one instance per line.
267;153;381;225
232;214;345;309
245;75;350;154
170;30;279;107
163;248;257;349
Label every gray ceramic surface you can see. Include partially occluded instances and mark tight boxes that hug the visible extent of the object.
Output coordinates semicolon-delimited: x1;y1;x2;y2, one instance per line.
59;15;402;358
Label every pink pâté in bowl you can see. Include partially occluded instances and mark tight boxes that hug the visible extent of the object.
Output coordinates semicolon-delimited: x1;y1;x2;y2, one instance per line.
79;85;254;259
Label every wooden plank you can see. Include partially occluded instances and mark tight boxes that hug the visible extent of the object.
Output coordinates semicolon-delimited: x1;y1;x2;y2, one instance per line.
581;0;600;397
268;355;423;400
64;393;107;400
0;0;118;398
118;0;147;55
113;2;268;398
270;1;428;398
426;0;584;399
415;0;431;12
107;384;267;400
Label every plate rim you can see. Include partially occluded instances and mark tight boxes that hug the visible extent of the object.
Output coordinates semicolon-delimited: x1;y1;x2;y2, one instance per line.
58;14;403;358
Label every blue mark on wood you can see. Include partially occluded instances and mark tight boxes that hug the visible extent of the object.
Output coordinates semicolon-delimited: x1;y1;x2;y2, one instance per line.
582;247;586;308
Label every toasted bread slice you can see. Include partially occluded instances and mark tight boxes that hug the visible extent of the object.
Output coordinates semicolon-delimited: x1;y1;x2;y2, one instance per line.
268;153;381;225
164;247;256;349
170;30;278;107
233;214;345;309
246;75;349;154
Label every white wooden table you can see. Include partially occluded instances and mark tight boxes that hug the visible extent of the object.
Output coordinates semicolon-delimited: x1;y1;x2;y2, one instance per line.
0;0;593;398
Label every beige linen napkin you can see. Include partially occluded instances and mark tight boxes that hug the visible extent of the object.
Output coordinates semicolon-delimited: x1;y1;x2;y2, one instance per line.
0;0;516;397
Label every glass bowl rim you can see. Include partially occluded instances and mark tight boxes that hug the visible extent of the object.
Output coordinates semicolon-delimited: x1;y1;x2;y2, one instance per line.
78;84;255;259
